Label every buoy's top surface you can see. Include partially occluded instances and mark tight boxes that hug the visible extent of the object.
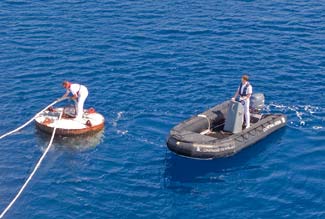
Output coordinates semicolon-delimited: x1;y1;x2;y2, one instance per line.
35;107;105;130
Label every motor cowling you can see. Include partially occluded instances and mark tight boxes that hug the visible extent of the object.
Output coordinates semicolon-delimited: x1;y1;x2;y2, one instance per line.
250;93;265;113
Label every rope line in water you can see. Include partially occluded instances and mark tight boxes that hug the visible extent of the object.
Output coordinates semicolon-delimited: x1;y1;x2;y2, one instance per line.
0;97;67;140
0;110;63;218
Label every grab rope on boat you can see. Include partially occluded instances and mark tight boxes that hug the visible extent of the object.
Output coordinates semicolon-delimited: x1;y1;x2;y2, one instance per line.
198;114;212;135
0;97;68;140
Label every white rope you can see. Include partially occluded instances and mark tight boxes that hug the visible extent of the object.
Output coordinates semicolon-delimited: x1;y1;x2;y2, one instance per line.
0;110;64;218
0;98;67;140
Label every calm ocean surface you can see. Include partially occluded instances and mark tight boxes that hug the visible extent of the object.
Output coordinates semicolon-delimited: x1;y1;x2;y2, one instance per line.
0;0;324;218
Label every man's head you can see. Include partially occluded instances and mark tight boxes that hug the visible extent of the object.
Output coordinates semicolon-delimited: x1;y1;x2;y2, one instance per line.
62;81;71;89
241;75;249;83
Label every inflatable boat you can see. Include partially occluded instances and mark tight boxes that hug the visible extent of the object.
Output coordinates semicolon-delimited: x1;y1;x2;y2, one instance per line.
166;93;286;159
35;105;105;136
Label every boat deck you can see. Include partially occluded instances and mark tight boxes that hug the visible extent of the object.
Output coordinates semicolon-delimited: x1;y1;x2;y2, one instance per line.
205;114;268;139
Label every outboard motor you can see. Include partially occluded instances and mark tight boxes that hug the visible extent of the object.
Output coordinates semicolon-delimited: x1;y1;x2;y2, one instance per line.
250;93;265;113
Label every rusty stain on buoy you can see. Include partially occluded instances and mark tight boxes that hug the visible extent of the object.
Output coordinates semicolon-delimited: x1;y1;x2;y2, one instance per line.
87;107;96;114
42;117;53;125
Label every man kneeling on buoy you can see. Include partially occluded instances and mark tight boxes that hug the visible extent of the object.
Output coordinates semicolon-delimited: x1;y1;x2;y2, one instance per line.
61;81;89;121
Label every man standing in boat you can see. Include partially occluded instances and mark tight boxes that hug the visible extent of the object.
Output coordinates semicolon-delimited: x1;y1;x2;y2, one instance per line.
61;81;89;121
232;75;253;128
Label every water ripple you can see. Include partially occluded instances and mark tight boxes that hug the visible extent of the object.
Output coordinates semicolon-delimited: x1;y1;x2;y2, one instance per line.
0;0;324;218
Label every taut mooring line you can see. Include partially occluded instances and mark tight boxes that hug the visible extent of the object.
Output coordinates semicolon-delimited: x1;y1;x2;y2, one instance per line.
0;97;67;140
0;110;63;218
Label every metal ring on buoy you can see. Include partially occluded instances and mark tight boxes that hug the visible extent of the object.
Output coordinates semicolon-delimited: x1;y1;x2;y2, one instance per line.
86;120;92;127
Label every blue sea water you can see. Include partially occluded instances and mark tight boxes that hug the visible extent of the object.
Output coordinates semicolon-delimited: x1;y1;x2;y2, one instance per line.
0;0;324;218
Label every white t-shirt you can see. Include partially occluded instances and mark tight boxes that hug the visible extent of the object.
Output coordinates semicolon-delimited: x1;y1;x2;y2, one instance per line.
69;84;88;96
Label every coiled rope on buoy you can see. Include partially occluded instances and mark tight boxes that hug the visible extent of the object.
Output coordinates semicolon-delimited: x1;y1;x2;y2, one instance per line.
0;98;67;218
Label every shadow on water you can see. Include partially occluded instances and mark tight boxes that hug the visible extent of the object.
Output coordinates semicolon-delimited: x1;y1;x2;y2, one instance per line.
35;128;105;152
163;128;286;193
